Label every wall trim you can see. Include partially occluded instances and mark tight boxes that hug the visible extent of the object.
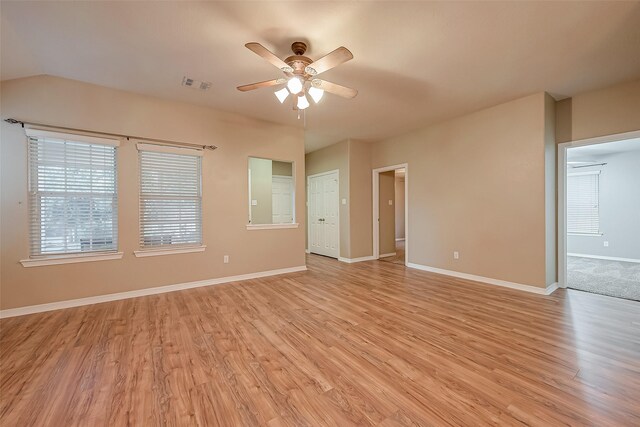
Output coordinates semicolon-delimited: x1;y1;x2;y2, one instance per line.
246;223;299;230
20;251;124;267
568;253;640;264
134;245;206;257
372;163;409;262
557;128;640;289
0;265;307;319
379;252;397;258
338;255;376;264
406;262;558;295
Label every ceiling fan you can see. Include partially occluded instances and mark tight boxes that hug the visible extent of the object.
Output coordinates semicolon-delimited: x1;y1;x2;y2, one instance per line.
237;41;357;110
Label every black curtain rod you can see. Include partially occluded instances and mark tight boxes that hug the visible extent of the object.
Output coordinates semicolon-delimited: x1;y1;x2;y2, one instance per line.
4;118;218;151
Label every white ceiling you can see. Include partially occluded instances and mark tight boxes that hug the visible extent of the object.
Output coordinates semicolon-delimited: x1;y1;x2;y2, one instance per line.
568;138;640;160
2;1;640;152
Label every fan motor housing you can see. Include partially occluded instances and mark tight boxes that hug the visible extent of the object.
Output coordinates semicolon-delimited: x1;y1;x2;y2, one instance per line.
285;42;314;76
285;55;312;72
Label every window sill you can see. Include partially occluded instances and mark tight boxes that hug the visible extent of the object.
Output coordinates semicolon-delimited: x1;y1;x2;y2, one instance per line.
568;232;603;237
246;223;299;230
20;252;124;267
134;245;206;257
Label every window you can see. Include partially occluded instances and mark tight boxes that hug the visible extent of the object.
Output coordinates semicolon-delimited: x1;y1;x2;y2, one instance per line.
567;171;600;235
138;143;203;249
27;129;119;256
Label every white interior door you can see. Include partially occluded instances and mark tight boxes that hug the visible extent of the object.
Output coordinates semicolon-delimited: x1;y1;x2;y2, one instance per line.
308;171;339;258
272;176;294;224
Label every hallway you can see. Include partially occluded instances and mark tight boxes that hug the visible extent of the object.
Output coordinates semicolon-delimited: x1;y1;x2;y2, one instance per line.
380;240;405;265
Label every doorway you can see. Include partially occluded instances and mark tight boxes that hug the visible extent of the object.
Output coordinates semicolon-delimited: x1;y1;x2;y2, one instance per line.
307;170;340;258
559;131;640;301
373;164;408;265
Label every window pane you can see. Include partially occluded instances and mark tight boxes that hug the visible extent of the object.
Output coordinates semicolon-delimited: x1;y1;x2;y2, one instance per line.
567;173;599;234
28;136;118;256
139;149;202;248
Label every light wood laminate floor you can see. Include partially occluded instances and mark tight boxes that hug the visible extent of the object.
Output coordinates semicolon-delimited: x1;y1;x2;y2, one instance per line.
380;240;405;265
1;255;639;426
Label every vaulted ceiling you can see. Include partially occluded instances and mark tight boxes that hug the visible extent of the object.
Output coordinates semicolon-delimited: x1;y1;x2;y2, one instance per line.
2;1;640;152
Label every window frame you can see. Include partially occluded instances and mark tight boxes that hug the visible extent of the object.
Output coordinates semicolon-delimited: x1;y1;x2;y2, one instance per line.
22;129;122;266
136;143;205;256
567;170;602;236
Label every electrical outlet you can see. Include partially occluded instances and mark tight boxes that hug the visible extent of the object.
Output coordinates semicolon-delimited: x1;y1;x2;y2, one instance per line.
251;200;258;206
454;251;459;260
342;198;347;205
603;241;609;247
388;200;393;206
223;255;229;263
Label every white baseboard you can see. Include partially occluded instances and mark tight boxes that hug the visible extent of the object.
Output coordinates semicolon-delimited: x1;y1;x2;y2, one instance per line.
379;252;397;258
567;253;640;264
546;282;559;294
0;265;308;319
305;248;310;254
338;256;376;264
406;262;558;295
395;238;405;242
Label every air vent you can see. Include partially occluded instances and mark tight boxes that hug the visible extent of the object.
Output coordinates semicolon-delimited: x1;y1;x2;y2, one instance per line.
182;76;212;91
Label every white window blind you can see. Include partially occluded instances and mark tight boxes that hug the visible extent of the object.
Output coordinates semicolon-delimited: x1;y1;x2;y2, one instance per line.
567;171;600;234
27;129;119;256
138;143;203;248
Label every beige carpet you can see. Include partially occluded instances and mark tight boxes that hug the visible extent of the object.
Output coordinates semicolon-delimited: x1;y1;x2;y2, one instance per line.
567;256;640;301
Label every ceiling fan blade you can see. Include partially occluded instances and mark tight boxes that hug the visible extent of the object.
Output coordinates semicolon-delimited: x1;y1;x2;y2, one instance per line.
245;42;292;72
314;80;358;99
307;47;353;75
237;78;285;92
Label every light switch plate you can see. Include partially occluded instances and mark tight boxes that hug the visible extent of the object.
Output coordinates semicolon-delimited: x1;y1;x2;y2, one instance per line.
604;241;609;247
223;255;229;264
342;198;347;205
251;200;258;206
454;251;459;260
388;200;393;205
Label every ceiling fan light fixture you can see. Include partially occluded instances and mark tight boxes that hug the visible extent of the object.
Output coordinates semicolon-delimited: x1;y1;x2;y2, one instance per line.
297;94;310;110
238;41;357;113
308;86;324;103
287;77;303;94
274;87;289;103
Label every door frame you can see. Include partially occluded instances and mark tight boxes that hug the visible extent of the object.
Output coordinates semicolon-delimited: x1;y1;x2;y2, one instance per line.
557;129;640;288
307;169;340;258
372;163;409;264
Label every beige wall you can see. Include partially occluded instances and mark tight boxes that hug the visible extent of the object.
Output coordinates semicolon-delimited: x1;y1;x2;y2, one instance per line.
0;75;306;310
305;140;350;257
556;79;640;143
544;94;557;286
347;140;372;259
379;171;396;255
370;92;553;288
395;176;405;239
249;157;273;225
272;160;293;176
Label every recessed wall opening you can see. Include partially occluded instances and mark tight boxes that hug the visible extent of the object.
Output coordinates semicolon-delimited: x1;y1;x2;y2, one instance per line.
560;133;640;301
373;164;408;265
